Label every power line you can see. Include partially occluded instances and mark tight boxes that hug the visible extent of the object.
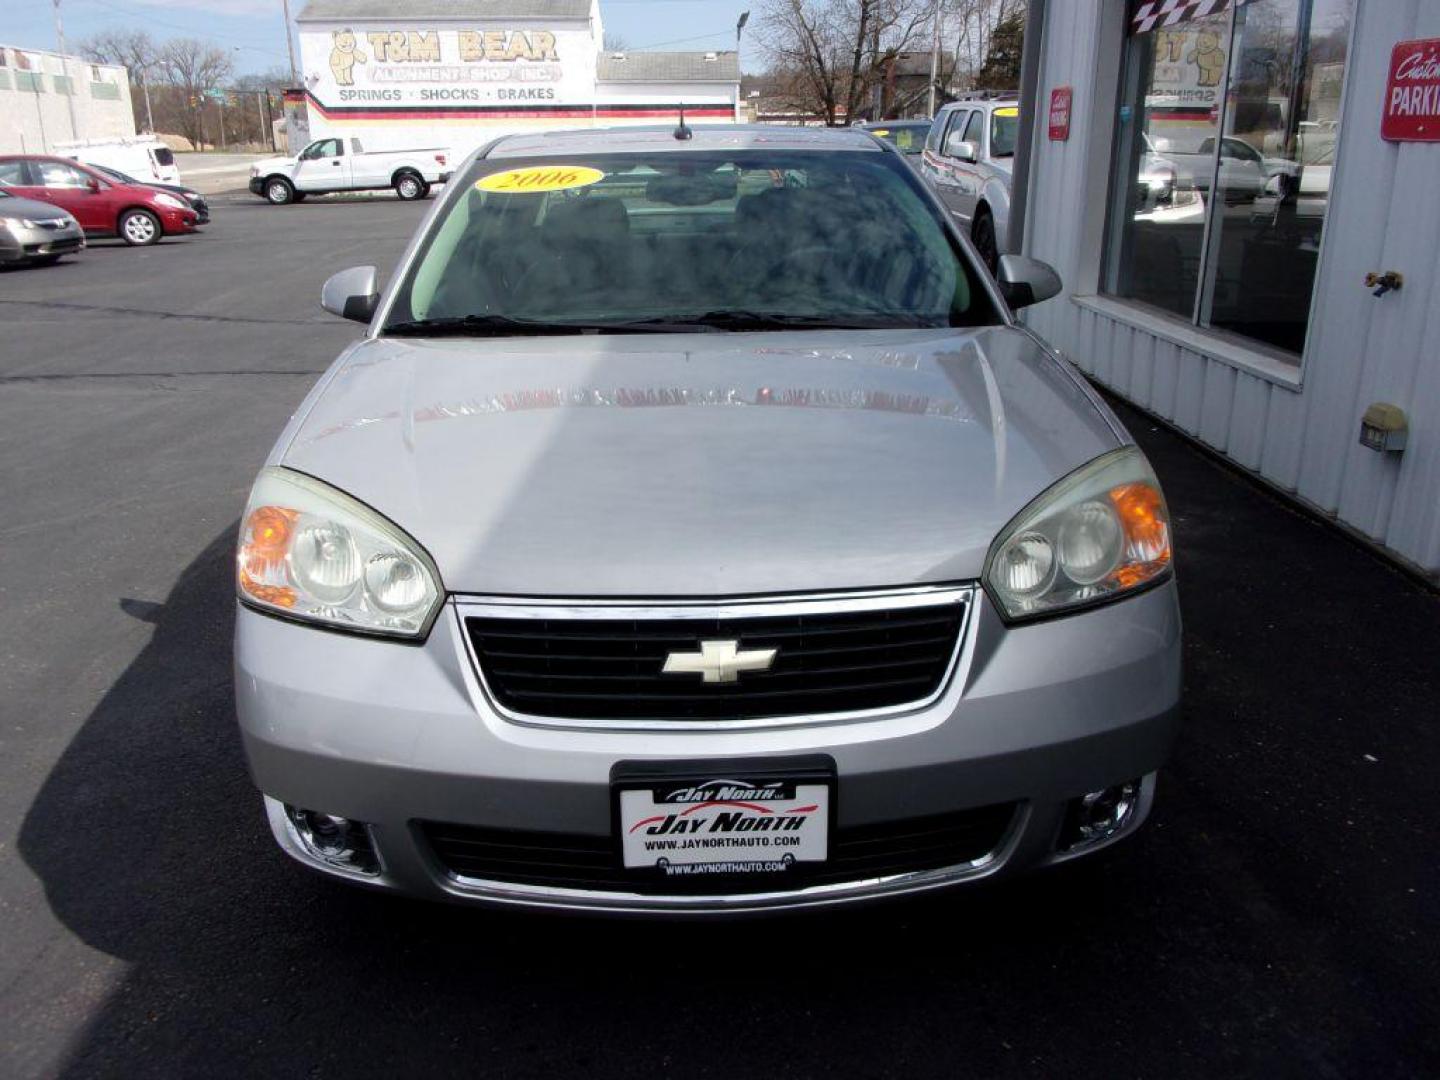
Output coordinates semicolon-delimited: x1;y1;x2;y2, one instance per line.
74;0;281;49
628;28;736;50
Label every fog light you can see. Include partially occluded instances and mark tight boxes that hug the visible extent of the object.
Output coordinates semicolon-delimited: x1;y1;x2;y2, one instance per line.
1058;780;1141;853
286;805;380;875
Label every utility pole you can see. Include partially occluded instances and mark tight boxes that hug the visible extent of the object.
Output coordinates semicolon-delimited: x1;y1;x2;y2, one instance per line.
735;11;749;123
280;0;300;86
927;0;941;117
52;0;81;142
140;70;155;132
870;16;881;120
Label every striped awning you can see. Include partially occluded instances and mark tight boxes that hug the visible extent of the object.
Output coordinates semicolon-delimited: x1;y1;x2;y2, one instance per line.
1130;0;1239;34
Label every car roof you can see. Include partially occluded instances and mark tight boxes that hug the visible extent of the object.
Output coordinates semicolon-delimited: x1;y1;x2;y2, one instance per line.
487;124;886;159
941;99;1020;111
2;153;101;168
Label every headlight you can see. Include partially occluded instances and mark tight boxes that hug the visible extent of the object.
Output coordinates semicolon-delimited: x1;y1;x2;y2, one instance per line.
153;193;187;210
984;446;1172;620
237;467;444;639
1;216;37;231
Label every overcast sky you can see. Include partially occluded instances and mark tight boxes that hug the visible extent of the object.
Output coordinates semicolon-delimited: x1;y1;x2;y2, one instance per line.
7;0;759;76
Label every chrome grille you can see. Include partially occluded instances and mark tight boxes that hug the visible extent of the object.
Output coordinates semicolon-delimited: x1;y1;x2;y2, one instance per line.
461;588;970;726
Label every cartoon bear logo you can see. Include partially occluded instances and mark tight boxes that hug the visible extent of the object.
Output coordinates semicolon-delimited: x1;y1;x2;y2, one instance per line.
1186;31;1225;89
329;29;367;87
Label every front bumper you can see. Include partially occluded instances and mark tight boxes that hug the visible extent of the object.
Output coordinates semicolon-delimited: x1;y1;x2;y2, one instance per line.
248;176;265;196
236;582;1182;913
159;207;200;234
2;224;85;261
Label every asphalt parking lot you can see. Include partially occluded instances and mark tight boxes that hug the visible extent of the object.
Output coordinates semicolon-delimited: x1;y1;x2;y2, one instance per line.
2;197;1438;1079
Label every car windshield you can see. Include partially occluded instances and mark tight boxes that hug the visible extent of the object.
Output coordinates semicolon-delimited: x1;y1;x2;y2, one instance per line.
96;165;140;184
990;108;1020;157
867;123;931;155
383;148;996;335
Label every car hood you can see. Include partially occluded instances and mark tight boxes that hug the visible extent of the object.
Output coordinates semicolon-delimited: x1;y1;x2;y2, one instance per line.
0;195;69;219
277;327;1121;597
252;156;297;172
141;181;197;198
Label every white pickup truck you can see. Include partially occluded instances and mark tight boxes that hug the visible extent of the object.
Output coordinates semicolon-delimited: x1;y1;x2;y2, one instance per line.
249;137;450;205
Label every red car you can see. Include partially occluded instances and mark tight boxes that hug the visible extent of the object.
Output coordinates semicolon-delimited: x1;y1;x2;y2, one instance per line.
0;155;201;246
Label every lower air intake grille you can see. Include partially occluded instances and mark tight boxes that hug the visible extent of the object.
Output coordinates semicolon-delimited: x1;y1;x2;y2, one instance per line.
422;803;1018;895
464;591;969;723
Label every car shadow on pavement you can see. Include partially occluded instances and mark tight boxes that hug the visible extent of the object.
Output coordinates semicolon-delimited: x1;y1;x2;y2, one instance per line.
17;397;1440;1078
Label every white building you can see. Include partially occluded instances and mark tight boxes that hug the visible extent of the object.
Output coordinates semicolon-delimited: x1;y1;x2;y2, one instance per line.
293;0;740;157
1013;0;1440;581
0;45;135;154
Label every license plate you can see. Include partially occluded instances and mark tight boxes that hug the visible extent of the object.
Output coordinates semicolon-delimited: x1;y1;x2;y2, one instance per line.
615;762;832;880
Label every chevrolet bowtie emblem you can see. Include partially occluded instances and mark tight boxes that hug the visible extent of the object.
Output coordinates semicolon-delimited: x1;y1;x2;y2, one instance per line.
662;640;777;684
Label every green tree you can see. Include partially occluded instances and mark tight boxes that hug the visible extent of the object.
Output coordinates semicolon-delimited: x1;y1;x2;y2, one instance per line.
975;10;1024;91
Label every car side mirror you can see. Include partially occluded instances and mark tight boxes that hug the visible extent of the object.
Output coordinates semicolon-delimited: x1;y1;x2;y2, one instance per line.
997;255;1062;309
87;178;101;193
1153;137;1174;154
321;265;380;323
948;139;979;164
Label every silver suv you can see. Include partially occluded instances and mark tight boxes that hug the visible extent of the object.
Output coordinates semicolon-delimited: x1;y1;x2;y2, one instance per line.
921;98;1021;272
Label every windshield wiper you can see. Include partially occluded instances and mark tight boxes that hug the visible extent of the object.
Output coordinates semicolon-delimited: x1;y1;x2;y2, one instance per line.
383;310;939;338
383;314;704;337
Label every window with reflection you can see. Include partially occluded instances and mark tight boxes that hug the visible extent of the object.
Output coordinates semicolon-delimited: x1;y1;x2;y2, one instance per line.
1102;0;1353;359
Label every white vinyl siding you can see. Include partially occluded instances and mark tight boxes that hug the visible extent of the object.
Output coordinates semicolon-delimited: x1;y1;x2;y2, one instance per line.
1021;0;1440;578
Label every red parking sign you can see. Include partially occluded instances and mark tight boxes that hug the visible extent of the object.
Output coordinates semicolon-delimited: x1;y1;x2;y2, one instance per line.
1382;38;1440;142
1048;86;1072;141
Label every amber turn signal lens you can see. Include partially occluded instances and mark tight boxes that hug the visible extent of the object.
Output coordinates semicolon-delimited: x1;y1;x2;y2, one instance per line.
1109;482;1170;566
246;506;296;556
239;506;299;608
238;568;296;608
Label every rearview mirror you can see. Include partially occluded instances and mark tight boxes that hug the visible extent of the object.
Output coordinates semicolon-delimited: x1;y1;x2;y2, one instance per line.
947;139;979;164
321;265;379;323
997;255;1062;309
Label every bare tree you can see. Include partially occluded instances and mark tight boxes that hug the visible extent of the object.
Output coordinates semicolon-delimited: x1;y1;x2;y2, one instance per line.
602;31;632;51
79;28;160;131
759;0;933;124
156;38;234;150
234;65;294;94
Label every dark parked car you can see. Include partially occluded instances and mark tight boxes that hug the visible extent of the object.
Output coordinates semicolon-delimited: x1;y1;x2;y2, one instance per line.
859;120;933;156
0;155;201;246
86;163;211;224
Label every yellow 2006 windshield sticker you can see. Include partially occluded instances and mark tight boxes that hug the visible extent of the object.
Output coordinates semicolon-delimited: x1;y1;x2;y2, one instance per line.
995;107;1020;117
476;165;605;194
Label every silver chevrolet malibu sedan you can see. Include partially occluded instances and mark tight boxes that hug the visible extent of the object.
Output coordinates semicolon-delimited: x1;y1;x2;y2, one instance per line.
235;125;1180;914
